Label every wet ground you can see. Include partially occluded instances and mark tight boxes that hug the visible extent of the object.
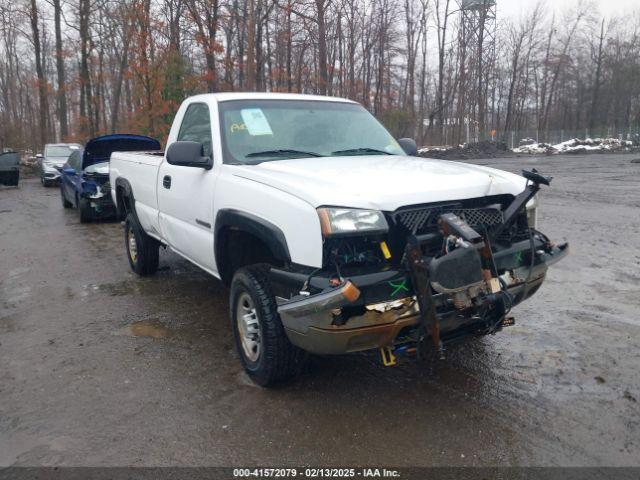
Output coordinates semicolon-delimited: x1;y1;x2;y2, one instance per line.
1;153;639;467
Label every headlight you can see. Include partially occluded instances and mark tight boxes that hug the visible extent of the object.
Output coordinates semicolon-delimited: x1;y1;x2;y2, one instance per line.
317;207;388;236
526;195;538;228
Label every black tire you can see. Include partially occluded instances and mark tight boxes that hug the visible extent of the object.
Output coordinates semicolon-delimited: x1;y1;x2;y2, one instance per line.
41;177;50;187
230;265;307;387
7;171;19;186
124;213;159;276
78;196;92;223
61;186;72;208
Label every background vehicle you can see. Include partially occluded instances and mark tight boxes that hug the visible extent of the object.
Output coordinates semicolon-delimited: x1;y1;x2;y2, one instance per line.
40;143;82;186
61;134;160;223
110;93;567;387
0;150;20;186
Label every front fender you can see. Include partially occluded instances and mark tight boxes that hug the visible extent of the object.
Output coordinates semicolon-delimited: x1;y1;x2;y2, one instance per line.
213;169;324;269
214;209;291;265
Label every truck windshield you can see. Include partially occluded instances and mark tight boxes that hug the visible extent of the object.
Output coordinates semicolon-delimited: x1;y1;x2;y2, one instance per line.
218;99;405;163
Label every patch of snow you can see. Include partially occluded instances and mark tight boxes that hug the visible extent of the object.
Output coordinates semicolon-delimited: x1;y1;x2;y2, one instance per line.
418;146;449;154
513;143;555;154
513;137;635;155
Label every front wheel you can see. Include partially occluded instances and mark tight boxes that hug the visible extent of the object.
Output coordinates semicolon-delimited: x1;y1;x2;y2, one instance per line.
7;171;19;186
124;213;159;276
61;186;72;208
78;196;92;223
230;265;307;387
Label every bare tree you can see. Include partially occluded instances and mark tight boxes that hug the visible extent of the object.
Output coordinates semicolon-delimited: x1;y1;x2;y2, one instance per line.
1;0;640;151
29;0;49;147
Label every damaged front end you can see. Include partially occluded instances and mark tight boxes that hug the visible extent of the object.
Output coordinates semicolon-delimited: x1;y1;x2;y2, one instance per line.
272;169;568;359
81;163;116;218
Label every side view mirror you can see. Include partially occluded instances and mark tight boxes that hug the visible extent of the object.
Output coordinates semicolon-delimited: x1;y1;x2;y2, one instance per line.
62;167;76;176
36;153;43;159
398;138;418;156
166;141;212;170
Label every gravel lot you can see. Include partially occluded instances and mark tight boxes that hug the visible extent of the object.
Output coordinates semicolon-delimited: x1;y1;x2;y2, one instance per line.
1;153;639;467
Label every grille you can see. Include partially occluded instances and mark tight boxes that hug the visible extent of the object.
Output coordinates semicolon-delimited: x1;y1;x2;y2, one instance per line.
396;206;503;234
395;209;434;233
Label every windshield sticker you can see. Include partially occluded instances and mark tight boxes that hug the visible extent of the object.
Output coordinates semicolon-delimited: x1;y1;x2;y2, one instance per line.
240;109;273;136
230;123;247;133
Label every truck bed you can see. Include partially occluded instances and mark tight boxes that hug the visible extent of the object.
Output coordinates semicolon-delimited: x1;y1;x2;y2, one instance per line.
109;150;164;238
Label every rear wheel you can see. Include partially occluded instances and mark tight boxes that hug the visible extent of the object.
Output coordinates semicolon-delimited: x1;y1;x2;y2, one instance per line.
6;171;19;186
78;196;92;223
61;185;72;208
124;213;159;276
230;265;307;387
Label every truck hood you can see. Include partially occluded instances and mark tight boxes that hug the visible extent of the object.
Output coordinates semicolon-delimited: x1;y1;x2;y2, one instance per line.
231;156;527;211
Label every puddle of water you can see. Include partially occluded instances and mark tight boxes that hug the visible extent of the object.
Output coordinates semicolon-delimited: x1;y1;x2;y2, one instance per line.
0;284;31;304
7;267;29;278
115;319;173;339
85;281;139;297
0;432;75;466
0;316;16;333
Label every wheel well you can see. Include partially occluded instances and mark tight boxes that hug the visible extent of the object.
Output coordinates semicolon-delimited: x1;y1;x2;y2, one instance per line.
115;184;133;220
216;228;284;286
214;209;291;286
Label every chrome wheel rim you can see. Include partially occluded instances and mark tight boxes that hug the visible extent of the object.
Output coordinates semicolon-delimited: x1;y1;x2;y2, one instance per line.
127;227;138;263
236;292;261;362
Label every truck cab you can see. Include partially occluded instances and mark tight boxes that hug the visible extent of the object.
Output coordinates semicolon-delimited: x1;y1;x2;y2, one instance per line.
110;93;568;386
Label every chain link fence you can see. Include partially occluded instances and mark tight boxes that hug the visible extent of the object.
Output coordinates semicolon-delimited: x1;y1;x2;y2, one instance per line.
423;125;640;149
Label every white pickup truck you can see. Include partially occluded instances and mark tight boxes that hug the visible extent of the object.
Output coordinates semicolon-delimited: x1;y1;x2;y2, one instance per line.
110;92;568;386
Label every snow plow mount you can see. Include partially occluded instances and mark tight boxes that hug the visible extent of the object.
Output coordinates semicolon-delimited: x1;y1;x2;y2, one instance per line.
404;169;555;358
491;168;551;240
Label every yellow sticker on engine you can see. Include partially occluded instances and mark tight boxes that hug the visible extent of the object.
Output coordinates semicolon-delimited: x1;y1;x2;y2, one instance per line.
380;241;392;260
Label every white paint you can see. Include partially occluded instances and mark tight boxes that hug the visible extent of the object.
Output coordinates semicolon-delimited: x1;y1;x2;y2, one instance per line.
110;93;528;271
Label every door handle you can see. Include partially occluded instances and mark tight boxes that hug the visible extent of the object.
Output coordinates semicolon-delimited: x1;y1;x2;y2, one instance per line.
163;175;172;189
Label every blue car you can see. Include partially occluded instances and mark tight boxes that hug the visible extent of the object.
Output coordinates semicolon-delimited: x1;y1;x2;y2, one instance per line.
60;134;160;222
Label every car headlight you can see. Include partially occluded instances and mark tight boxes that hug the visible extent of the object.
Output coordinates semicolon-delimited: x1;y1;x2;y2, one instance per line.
526;195;538;228
317;207;389;236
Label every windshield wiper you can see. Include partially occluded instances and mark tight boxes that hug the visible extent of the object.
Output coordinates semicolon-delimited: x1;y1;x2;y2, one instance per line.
331;147;392;156
246;149;323;158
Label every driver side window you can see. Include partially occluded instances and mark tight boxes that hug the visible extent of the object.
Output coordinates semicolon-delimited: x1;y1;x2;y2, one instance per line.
68;151;82;171
177;103;213;157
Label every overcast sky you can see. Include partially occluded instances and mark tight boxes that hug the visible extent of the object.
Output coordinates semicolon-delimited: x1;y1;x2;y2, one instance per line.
498;0;640;20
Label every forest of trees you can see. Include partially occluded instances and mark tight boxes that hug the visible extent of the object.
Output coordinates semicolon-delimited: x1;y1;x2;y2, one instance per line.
1;0;640;152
